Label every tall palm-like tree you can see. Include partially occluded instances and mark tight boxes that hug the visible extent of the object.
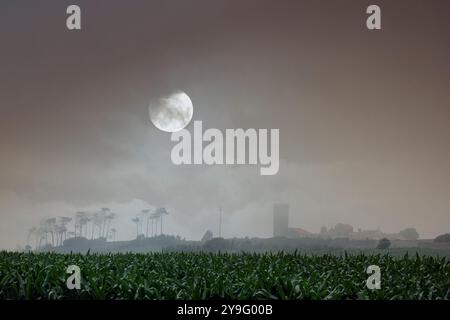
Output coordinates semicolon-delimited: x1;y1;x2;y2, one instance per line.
104;212;116;240
131;217;140;239
81;213;89;237
142;209;150;238
45;218;57;246
90;212;99;239
151;213;159;237
110;228;117;241
37;218;53;247
37;223;47;249
37;227;44;249
155;207;169;235
27;227;37;249
99;208;110;239
74;212;82;238
151;215;155;237
74;212;89;238
54;223;66;246
58;216;72;243
89;210;107;239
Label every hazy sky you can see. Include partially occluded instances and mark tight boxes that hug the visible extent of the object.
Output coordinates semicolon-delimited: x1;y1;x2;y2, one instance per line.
1;0;450;249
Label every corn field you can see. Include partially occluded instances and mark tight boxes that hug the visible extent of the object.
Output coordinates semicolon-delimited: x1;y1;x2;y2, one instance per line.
0;251;449;300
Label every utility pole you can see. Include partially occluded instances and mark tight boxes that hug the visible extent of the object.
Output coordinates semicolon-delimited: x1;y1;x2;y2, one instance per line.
219;206;222;238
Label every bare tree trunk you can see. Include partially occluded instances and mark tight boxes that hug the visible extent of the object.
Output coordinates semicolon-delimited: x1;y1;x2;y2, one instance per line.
102;220;106;238
105;219;111;240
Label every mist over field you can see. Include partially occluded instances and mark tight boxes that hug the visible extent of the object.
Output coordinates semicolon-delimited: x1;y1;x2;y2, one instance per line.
1;0;450;251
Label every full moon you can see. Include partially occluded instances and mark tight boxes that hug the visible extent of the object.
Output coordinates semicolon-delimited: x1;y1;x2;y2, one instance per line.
149;91;194;132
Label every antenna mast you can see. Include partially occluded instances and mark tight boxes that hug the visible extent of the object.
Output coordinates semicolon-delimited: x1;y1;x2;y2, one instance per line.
219;206;222;238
